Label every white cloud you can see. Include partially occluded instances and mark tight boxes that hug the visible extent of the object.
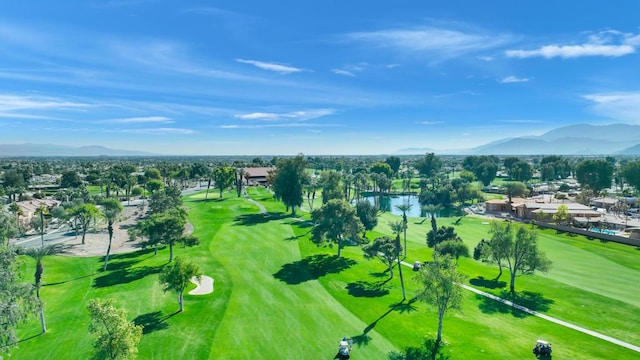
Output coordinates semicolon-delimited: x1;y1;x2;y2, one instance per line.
0;94;89;112
235;59;303;74
498;119;542;123
234;109;335;121
345;25;511;61
119;127;197;135
418;121;443;125
584;92;640;121
100;116;174;124
332;69;355;77
477;55;493;61
506;30;639;59
499;75;530;83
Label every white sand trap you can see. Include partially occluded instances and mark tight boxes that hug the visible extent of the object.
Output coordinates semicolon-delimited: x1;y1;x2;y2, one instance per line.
188;275;214;295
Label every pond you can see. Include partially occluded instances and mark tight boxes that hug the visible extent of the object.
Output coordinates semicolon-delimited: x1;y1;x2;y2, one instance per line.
357;195;424;217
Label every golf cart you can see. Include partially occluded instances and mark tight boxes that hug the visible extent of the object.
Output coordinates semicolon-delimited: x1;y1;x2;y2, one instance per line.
532;340;552;358
412;261;421;271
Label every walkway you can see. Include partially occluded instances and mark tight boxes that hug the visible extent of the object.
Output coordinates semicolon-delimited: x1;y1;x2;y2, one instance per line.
398;260;640;353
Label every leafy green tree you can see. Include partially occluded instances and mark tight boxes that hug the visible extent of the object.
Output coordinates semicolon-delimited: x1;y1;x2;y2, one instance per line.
212;166;236;198
145;179;163;198
148;185;182;215
575;159;614;193
436;240;469;263
69;203;99;245
145;208;187;262
311;199;363;257
370;161;393;179
355;200;378;238
414;153;443;178
503;181;528;211
0;208;18;246
60;170;83;188
20;245;58;333
2;169;26;202
87;298;143;360
427;226;461;249
504;158;533;182
621;160;640;192
484;221;551;292
385;156;402;175
553;204;569;226
0;245;36;352
415;255;465;349
362;235;401;279
463;156;499;186
319;171;344;204
159;257;202;312
269;154;308;215
101;198;123;271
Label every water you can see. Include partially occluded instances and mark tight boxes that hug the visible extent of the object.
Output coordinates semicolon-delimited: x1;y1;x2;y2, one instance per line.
357;195;423;217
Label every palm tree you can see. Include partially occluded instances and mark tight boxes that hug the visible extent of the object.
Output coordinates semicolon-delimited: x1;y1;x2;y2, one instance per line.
422;204;442;237
35;204;49;247
101;199;123;271
21;245;58;333
394;202;413;258
9;202;23;229
390;220;406;300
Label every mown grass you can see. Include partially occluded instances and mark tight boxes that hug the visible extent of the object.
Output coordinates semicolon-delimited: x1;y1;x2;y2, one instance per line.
5;187;640;359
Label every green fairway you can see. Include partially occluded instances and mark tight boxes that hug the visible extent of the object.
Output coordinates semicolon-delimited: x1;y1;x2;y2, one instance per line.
4;188;640;359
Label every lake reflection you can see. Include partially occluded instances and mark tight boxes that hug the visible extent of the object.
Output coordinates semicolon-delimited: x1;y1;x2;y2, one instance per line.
357;195;423;217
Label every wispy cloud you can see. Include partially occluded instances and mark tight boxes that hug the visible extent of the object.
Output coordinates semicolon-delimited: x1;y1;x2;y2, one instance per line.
0;94;88;111
99;116;174;124
118;127;197;135
418;121;443;125
506;30;639;59
477;55;493;62
234;109;335;121
584;91;640;121
235;59;304;74
499;75;530;83
219;123;342;129
498;119;542;123
345;25;512;62
332;69;356;77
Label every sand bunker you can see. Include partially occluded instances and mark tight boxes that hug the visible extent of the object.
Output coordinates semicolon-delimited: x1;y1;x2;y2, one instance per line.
189;275;214;295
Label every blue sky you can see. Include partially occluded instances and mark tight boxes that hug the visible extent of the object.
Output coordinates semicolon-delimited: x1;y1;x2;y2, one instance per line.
1;1;639;155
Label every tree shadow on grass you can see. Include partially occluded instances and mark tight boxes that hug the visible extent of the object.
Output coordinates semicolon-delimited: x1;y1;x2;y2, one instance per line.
273;254;356;284
133;310;176;334
477;290;554;318
99;248;156;261
469;276;507;289
44;272;97;286
354;298;419;349
93;265;165;288
346;279;390;298
233;212;289;226
387;337;450;360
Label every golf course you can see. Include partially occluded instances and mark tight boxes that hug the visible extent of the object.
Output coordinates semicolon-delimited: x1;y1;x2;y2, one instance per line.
5;187;640;359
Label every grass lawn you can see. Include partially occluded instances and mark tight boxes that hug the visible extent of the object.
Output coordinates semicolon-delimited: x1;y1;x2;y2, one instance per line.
4;187;639;359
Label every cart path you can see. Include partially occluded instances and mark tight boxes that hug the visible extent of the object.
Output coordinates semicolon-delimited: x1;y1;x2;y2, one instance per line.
399;260;640;353
244;191;268;214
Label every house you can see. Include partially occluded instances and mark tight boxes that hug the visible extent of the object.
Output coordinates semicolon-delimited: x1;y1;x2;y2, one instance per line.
242;167;273;186
514;201;601;221
589;197;618;210
8;198;60;228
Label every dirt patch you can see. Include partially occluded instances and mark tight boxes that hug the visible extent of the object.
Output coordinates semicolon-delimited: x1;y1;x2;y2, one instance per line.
59;204;194;257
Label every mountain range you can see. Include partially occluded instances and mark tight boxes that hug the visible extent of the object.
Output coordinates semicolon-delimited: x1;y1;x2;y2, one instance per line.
2;123;640;156
396;123;640;155
0;144;155;157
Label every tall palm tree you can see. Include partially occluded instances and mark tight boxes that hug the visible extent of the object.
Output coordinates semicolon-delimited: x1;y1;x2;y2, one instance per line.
394;202;413;258
390;220;406;301
35;203;49;247
9;202;23;229
422;204;442;237
101;199;123;271
21;245;58;333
